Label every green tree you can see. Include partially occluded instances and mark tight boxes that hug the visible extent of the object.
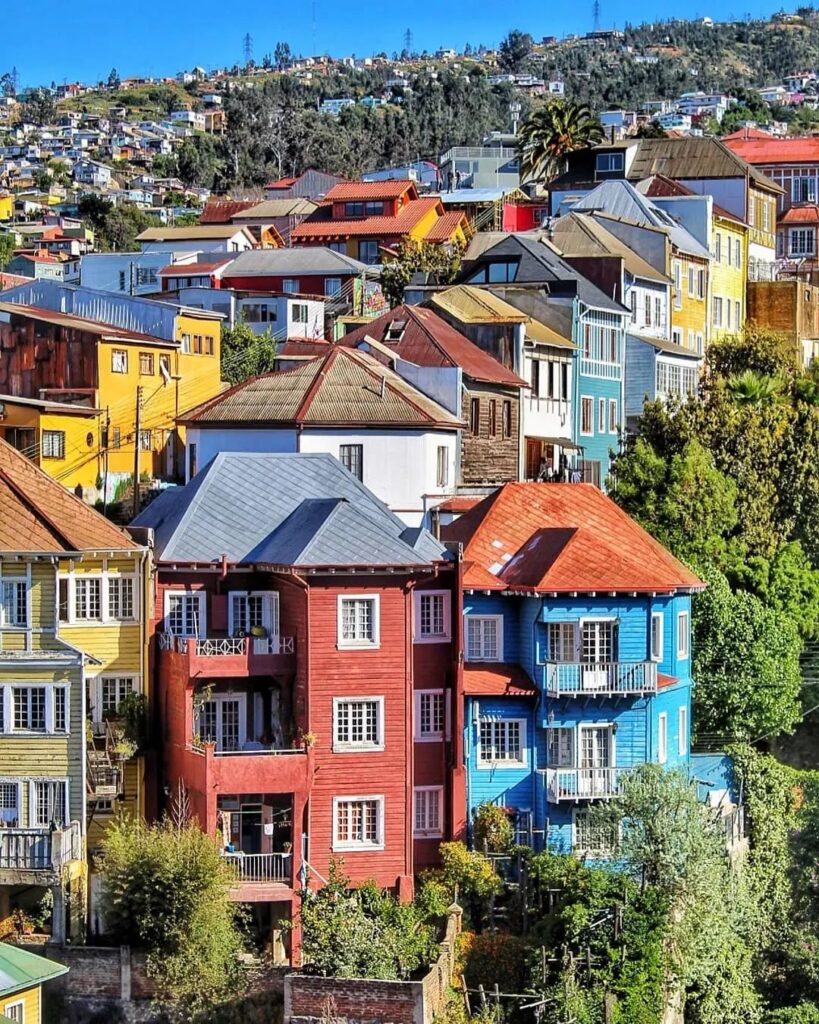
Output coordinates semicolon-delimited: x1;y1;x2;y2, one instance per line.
32;168;52;192
0;233;15;270
517;100;605;183
98;816;246;1012
498;30;534;72
21;88;56;125
380;240;463;307
107;68;121;90
221;320;278;385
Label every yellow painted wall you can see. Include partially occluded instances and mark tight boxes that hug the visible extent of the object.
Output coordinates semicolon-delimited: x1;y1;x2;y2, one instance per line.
711;216;748;340
1;983;41;1024
38;410;103;491
747;186;778;253
671;252;710;352
0;195;12;221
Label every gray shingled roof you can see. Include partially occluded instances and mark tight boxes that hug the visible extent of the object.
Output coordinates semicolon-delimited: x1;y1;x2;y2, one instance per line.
222;247;375;278
132;452;449;567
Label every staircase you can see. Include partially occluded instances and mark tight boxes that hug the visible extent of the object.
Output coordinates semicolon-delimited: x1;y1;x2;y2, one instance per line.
87;720;123;799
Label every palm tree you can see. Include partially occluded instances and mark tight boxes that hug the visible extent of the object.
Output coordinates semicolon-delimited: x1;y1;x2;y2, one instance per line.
726;369;785;406
517;101;605;185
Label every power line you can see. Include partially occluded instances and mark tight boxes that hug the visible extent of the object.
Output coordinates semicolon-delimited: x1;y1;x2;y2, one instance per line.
243;32;254;66
592;0;601;33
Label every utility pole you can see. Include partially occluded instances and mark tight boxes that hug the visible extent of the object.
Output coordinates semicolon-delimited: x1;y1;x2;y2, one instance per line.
243;32;254;66
592;0;601;33
102;407;111;516
403;28;413;56
132;386;142;520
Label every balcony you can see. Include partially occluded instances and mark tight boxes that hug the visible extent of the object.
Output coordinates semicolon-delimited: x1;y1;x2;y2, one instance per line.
543;661;657;698
0;823;83;883
159;632;296;679
544;767;629;803
186;742;314;798
223;851;293;885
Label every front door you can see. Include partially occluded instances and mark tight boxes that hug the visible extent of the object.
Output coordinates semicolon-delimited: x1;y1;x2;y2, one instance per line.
199;697;243;752
240;804;263;854
580;620;616;690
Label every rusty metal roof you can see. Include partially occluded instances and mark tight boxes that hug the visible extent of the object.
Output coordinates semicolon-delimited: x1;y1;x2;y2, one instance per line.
626;137;783;194
428;285;529;324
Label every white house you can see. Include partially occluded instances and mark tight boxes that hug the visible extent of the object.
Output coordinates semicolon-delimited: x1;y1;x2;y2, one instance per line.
135;225;256;255
80;250;202;295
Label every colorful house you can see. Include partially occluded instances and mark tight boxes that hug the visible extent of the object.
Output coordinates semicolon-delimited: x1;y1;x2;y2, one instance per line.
290;181;469;265
0;439;149;942
443;482;703;854
0;942;68;1023
0;281;223;495
133;451;461;962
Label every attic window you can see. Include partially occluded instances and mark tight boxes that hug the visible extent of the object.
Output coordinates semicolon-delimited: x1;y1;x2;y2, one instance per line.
384;320;407;342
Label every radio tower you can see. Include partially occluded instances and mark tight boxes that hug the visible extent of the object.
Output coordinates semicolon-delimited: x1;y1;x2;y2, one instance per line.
592;0;601;32
403;28;413;56
243;32;254;65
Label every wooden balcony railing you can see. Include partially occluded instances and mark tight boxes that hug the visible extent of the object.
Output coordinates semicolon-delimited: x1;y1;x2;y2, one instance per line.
544;767;629;803
0;822;82;871
543;661;657;697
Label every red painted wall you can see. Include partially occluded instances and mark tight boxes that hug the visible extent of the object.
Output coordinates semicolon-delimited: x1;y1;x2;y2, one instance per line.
219;273;354;295
502;203;549;232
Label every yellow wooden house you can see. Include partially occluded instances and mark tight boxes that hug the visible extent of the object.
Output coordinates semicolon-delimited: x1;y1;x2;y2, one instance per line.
0;439;149;942
0;942;68;1024
710;207;749;340
0;282;223;498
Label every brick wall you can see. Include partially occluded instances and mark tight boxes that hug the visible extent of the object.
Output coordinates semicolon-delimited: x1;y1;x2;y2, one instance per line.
284;906;461;1024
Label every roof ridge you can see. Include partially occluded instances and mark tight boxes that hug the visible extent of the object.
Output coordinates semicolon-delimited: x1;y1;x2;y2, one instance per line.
295;348;337;420
0;468;77;550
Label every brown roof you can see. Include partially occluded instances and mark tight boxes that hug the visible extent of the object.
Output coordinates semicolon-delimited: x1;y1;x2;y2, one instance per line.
180;347;464;429
0;439;139;553
0;302;166;345
200;199;257;224
340;305;527;387
424;210;469;241
625;137;783;195
463;663;538;697
324;180;418;202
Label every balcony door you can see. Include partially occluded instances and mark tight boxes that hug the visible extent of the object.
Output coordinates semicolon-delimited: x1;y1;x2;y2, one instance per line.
579;725;613;797
165;591;205;637
230;592;279;654
580;620;617;691
197;695;246;752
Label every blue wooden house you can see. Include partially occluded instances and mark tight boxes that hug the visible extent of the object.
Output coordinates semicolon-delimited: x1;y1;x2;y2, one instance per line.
444;482;704;855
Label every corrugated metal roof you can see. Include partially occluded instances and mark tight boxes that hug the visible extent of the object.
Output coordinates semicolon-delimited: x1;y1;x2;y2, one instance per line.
0;301;168;344
550;212;671;283
429;285;529;324
132;451;448;567
222;247;371;278
0;942;68;999
136;225;254;241
200;200;256;224
781;204;819;224
324;180;417;201
181;347;463;428
232;198;318;220
626;137;783;194
724;135;819;166
627;331;702;359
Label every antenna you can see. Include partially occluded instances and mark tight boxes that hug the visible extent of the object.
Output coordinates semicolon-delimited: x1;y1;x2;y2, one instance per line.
243;32;254;65
403;28;413;55
592;0;601;32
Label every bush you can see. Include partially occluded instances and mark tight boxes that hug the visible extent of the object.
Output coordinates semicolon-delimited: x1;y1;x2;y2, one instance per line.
473;804;514;854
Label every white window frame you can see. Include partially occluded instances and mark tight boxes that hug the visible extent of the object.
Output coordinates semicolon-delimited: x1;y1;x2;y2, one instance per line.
90;675;138;726
573;807;619;858
598;397;606;433
414;786;443;838
0;572;28;629
0;778;23;828
194;692;247;752
477;717;527;768
58;573;138;625
414;590;451;643
580;396;593;436
227;590;279;638
678;705;687;757
337;594;380;649
650;612;663;662
332;696;385;751
3;1002;24;1024
547;725;575;767
608;398;617;434
465;614;503;662
677;610;690;659
658;712;668;765
332;794;385;851
414;689;449;742
111;349;128;373
163;589;206;637
673;261;682;309
28;777;70;828
1;684;69;735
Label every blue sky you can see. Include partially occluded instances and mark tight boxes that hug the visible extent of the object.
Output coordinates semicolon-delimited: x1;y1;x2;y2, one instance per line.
0;0;797;88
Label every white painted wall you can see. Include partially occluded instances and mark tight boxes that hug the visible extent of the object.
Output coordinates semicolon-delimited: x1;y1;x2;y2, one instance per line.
624;279;670;339
521;346;573;464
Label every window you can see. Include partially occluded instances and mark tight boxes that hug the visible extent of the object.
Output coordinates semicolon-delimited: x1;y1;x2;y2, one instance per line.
608;398;617;434
488;399;497;437
688;329;695;349
630;290;637;323
678;705;688;757
333;697;384;750
595;151;624;174
574;809;618;857
792;175;818;204
687;265;695;297
643;293;651;326
486;260;518;283
111;349;128;374
119;270;127;292
502;400;512;439
1;579;26;627
598;398;606;433
13;687;46;731
193;335;203;354
416;592;450;641
579;458;602;488
734;238;741;267
333;796;383;849
436;446;449;488
180;334;192;354
30;779;68;827
188;442;198;479
658;712;668;764
715;232;721;263
672;327;682;345
138;351;155;376
3;1003;23;1024
365;200;384;216
205;336;214;355
282;278;299;294
324;277;342;297
581;619;615;665
107;577;136;620
674;261;682;309
763;200;770;232
75;577;102;621
243;303;276;323
654;296;662;329
0;781;20;828
696;332;703;354
712;296;723;328
735;301;741;328
470;397;480;436
478;718;525;765
338;595;379;648
359;240;380;265
54;688;66;733
727;300;732;330
42;430;65;460
789;227;816;256
580;396;593;435
94;677;136;721
291;303;309;324
328;242;347;254
465;615;502;661
414;787;443;837
677;610;689;658
697;269;705;299
339;443;363;481
650;612;663;661
139;430;152;451
415;690;447;740
159;355;170;378
547;726;575;767
165;591;204;636
548;622;576;662
530;358;540;395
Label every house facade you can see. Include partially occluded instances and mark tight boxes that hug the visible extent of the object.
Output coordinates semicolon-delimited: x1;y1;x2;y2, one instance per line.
443;483;702;854
134;451;461;961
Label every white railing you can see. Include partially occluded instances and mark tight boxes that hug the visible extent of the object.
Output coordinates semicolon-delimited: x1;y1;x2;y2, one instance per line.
223;851;292;883
440;146;518;162
544;661;657;696
545;767;629;802
212;745;305;757
192;636;246;657
579;357;621;380
0;822;82;870
160;634;295;657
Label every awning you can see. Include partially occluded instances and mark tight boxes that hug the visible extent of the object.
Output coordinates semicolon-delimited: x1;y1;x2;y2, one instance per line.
528;435;582;451
464;663;538;697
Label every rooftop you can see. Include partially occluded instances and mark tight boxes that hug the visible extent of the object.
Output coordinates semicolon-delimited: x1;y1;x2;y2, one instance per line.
221;246;372;278
136;225;255;242
323;180;417;201
0;942;68;999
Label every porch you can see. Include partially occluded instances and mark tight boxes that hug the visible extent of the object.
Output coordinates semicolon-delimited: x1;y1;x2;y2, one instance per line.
542;661;657;698
544;767;629;803
218;794;297;899
0;822;83;884
159;631;296;679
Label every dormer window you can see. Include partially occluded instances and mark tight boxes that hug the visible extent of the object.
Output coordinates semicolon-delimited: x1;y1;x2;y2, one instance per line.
384;320;406;342
595;152;624;176
345;200;385;217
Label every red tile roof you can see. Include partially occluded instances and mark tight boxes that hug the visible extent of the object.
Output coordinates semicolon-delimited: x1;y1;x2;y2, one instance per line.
424;209;469;242
434;495;486;513
340;305;527;387
463;663;538;696
781;203;819;224
721;127;774;141
723;135;819;166
290;197;443;241
443;482;704;594
265;176;298;189
324;180;418;202
200;199;256;224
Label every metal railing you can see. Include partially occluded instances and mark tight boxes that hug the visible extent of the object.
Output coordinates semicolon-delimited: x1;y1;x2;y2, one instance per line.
223;851;292;883
0;822;82;870
543;661;657;696
440;146;518;163
544;767;629;802
160;633;295;657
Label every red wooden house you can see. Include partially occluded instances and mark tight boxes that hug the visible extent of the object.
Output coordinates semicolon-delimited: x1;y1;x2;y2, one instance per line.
134;451;463;962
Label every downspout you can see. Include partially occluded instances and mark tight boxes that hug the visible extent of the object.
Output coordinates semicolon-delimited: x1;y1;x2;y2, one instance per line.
404;579;417;893
533;596;547;848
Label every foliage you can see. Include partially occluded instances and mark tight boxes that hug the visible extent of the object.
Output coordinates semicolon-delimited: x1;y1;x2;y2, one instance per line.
77;195;152;252
21;87;56;125
97;817;246;1014
517;100;604;184
422;842;502;930
472;803;514;854
221;320;278;385
108;68;121;90
498;31;534;72
457;931;531;993
117;691;149;748
297;861;438;980
380;239;462;307
0;233;15;271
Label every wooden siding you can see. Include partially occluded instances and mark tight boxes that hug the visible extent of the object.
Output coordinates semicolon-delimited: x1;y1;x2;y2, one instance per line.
461;384;520;484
